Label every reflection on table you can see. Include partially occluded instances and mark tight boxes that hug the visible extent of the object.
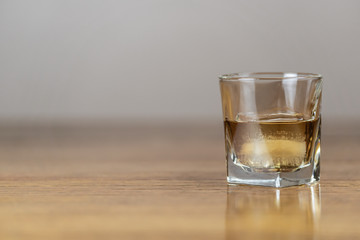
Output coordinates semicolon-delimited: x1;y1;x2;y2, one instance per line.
226;184;321;240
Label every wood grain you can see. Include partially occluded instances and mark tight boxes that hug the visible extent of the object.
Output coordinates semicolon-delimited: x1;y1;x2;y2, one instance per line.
0;123;359;240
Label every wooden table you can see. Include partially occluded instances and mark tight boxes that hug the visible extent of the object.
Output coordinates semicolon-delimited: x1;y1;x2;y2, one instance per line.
0;122;359;240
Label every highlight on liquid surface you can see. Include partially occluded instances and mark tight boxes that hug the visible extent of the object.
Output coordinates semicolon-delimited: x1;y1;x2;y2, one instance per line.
224;117;320;172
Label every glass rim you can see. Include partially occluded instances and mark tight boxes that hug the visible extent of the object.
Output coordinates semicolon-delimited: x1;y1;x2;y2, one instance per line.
219;72;322;81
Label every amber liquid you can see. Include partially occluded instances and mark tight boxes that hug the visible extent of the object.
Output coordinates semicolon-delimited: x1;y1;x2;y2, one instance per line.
224;118;320;172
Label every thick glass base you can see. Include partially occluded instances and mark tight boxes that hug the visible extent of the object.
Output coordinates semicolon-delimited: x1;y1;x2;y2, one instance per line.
227;153;320;188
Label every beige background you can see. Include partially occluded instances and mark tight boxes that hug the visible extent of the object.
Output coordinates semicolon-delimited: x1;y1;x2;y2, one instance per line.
0;0;359;121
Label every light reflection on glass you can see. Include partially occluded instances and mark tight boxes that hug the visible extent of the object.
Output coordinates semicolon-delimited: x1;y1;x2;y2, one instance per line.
226;184;321;240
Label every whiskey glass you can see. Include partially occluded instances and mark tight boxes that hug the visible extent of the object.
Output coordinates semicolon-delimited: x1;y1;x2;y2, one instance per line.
219;72;322;187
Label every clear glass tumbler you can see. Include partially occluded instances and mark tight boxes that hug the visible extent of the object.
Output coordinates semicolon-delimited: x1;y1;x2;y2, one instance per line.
219;72;322;187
